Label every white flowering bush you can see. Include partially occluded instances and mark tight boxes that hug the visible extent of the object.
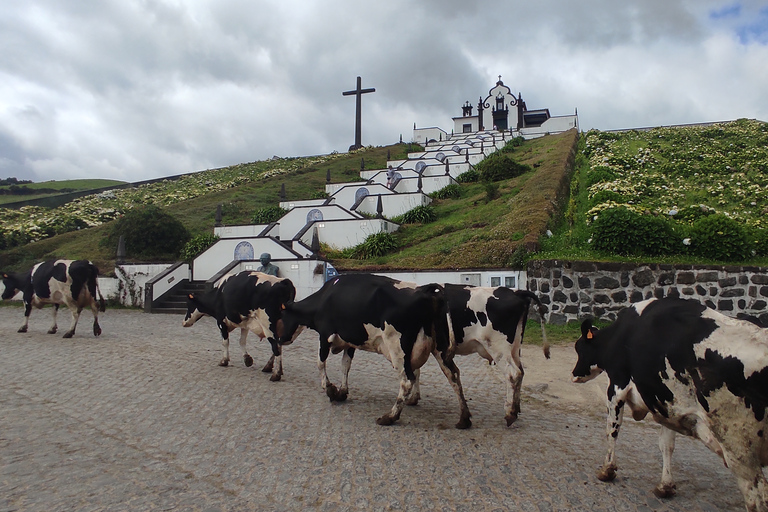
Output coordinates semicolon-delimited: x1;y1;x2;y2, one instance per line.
581;119;768;260
0;153;345;249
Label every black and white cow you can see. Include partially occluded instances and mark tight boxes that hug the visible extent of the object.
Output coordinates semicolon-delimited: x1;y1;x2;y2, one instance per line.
572;297;768;511
1;259;106;338
278;274;471;428
445;285;549;426
183;271;296;381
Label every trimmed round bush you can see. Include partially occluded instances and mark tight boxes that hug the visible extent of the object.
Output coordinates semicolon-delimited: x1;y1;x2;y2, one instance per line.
590;207;679;256
688;214;751;261
101;205;190;260
476;153;532;182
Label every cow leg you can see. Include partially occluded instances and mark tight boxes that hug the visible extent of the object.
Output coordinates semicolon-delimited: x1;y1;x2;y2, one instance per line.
432;351;472;429
318;337;341;401
262;355;275;373
724;450;768;512
62;306;82;338
376;368;413;426
267;338;283;382
217;323;231;366
238;328;254;367
48;304;60;334
90;301;101;337
335;348;355;402
18;302;32;333
498;355;524;426
597;386;627;482
405;369;420;406
654;427;677;498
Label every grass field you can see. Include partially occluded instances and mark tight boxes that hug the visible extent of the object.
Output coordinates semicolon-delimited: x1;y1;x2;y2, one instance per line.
0;179;127;205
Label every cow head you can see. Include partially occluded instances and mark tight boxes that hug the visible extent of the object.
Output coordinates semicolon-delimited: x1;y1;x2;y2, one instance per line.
1;272;21;300
277;301;305;345
572;319;605;383
182;293;206;327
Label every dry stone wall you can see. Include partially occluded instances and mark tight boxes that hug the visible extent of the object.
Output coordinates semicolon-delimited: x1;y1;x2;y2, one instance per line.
527;259;768;326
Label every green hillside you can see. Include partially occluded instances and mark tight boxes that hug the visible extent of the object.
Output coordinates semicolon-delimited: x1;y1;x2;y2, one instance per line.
0;179;127;205
541;118;768;265
0;133;577;274
3;119;765;275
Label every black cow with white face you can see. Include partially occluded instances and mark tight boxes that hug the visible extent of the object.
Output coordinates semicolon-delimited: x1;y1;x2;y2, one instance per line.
572;297;768;511
279;274;471;428
1;259;106;338
183;271;296;381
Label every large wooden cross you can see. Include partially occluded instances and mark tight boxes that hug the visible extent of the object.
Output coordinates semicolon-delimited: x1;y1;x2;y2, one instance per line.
342;76;375;150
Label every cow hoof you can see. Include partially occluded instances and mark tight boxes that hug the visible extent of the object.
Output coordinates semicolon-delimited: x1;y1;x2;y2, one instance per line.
48;327;58;334
261;361;274;373
325;384;339;401
269;373;282;382
653;483;676;498
218;360;229;367
93;325;102;337
455;416;472;429
405;393;420;406
243;354;254;367
376;415;396;426
17;326;27;333
335;389;348;402
63;331;74;339
597;464;617;482
505;413;519;427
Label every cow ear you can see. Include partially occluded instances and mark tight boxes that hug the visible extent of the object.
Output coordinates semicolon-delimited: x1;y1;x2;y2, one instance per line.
581;319;594;340
1;273;7;279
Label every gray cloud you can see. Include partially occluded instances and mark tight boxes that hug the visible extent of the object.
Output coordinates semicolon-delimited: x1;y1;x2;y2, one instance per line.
1;0;767;182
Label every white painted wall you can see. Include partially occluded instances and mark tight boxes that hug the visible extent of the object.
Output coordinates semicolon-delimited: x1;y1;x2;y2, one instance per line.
330;183;393;210
354;192;431;218
374;269;524;289
192;238;301;281
214;224;270;239
299;218;399;251
279;204;360;240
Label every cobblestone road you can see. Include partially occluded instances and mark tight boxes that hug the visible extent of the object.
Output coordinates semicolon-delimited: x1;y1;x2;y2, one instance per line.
0;307;746;511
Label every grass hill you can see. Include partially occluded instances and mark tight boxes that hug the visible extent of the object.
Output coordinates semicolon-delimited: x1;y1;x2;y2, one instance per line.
540;118;768;266
0;179;127;206
0;132;577;274
2;119;766;276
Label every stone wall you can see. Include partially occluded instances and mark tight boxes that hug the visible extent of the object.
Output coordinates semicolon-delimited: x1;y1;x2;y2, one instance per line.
527;259;768;326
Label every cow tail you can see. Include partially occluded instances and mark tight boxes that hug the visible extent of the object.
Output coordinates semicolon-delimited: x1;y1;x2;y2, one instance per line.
94;274;106;312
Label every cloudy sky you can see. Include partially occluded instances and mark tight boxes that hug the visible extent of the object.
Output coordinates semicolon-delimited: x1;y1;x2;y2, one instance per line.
2;1;767;183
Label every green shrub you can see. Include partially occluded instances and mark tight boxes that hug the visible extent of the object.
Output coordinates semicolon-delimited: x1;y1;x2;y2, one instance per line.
398;205;437;224
180;233;220;261
456;169;480;183
252;205;287;224
688;214;751;261
750;228;768;257
586;166;617;187
432;184;461;200
101;205;191;259
476;152;532;182
484;182;500;202
589;190;627;207
590;207;679;256
673;204;716;224
351;232;398;259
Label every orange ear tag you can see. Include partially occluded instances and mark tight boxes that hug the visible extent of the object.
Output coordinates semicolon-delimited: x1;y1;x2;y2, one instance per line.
586;330;594;339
